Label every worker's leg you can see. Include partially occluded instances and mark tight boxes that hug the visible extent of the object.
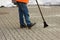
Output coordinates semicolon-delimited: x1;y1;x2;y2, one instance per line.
17;3;25;25
21;3;31;25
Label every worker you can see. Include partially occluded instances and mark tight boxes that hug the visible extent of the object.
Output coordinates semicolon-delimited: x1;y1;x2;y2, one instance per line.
12;0;36;29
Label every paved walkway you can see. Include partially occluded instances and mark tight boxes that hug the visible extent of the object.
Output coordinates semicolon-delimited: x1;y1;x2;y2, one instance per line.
0;6;60;40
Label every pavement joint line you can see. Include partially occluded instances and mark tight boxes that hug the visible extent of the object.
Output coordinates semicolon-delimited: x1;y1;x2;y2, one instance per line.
45;15;60;17
28;6;52;8
30;14;60;18
41;6;52;8
36;23;59;26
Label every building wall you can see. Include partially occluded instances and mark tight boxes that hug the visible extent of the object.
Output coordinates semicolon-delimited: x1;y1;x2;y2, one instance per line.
28;0;60;5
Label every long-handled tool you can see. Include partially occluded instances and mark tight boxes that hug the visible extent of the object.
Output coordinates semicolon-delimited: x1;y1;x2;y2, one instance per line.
35;0;48;28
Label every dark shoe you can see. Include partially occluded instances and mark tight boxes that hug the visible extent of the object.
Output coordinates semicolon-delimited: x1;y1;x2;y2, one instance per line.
20;24;26;28
27;23;36;29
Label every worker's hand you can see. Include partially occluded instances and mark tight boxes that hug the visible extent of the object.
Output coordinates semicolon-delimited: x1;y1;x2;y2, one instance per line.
12;0;16;3
12;0;17;5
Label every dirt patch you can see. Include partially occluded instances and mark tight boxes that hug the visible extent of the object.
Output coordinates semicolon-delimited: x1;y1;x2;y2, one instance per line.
0;12;8;15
